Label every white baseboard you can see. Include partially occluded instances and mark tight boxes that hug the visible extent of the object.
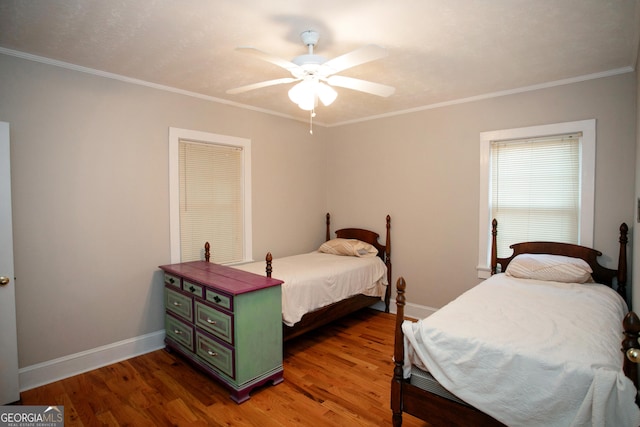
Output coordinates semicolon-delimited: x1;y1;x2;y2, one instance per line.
371;299;437;320
19;330;166;392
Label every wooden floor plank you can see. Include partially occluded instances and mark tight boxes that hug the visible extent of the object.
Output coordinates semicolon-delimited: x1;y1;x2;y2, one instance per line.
20;309;429;426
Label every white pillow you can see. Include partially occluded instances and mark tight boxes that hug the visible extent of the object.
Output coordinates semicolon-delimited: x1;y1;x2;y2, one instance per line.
505;253;593;283
318;238;379;257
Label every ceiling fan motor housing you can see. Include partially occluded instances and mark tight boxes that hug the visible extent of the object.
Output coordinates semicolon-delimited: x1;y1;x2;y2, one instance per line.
292;54;327;69
292;30;327;74
300;30;320;47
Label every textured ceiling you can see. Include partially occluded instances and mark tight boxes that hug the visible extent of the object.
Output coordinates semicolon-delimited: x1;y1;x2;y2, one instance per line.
0;0;638;126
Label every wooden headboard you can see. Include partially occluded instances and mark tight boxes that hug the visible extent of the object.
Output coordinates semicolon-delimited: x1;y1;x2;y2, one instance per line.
334;215;392;311
490;219;629;302
334;214;391;263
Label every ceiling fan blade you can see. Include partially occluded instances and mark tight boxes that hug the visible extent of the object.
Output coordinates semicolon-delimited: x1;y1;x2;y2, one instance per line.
327;76;395;97
227;77;298;94
235;47;300;72
322;44;388;74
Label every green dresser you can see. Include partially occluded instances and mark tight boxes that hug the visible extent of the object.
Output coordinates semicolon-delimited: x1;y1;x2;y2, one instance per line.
159;261;283;403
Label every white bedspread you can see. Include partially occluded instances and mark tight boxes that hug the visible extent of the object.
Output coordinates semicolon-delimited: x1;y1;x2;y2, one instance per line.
402;274;640;427
235;251;387;326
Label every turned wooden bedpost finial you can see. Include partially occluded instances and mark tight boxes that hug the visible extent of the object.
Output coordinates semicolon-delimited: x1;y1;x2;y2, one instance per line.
266;252;273;278
392;277;406;427
386;215;391;258
617;223;628;301
204;242;210;262
326;212;331;241
622;311;640;391
491;219;498;274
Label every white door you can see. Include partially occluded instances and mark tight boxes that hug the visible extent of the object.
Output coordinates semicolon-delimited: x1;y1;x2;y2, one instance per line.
0;121;19;404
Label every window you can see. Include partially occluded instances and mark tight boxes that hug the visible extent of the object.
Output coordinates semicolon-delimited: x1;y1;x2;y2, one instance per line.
169;128;252;264
477;120;595;278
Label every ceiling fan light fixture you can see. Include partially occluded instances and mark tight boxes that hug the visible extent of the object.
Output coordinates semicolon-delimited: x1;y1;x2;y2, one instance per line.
317;82;337;106
297;96;316;111
288;79;337;110
288;79;315;110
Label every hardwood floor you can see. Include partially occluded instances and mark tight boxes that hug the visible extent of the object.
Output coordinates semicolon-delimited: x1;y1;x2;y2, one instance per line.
20;309;429;426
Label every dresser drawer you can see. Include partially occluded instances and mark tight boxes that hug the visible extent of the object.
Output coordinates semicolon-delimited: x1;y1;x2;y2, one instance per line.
164;273;181;288
164;287;193;321
165;314;194;351
205;288;233;312
196;331;235;378
195;301;233;344
183;280;204;298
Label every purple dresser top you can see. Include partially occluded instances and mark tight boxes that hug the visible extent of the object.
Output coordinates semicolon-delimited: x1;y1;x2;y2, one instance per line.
159;261;283;295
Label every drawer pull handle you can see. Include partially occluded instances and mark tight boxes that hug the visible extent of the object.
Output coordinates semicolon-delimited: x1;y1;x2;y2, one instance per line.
189;285;196;293
207;350;218;357
168;277;175;284
206;318;217;325
173;329;182;335
213;296;222;303
173;301;182;307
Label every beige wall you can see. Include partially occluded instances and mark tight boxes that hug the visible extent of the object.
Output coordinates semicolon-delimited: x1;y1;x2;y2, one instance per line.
325;73;637;310
0;54;327;367
0;52;637;369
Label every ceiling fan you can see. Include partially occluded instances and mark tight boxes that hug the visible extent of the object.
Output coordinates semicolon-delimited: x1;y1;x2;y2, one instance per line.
227;30;395;112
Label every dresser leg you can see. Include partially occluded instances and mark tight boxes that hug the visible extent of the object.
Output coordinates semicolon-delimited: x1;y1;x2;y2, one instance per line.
229;370;284;404
230;390;251;404
271;372;284;385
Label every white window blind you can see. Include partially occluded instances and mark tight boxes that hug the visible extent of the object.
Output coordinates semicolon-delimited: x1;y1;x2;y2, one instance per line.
491;133;581;258
179;140;243;263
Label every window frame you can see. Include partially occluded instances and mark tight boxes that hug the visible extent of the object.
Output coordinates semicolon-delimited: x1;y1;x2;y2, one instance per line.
477;119;595;278
169;127;252;264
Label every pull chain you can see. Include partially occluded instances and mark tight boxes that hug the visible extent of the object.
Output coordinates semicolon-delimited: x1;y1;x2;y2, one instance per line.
309;109;315;135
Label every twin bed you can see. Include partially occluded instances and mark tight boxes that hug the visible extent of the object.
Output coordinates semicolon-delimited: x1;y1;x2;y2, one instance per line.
392;219;640;426
205;213;392;341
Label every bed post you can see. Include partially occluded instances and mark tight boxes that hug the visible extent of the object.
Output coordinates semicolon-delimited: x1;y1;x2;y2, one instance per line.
490;219;498;274
204;242;210;262
385;214;392;313
326;212;331;241
617;223;629;302
391;277;406;427
622;311;640;393
265;252;273;278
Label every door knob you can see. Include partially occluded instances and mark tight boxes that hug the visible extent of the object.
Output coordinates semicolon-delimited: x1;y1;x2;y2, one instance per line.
0;276;10;286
